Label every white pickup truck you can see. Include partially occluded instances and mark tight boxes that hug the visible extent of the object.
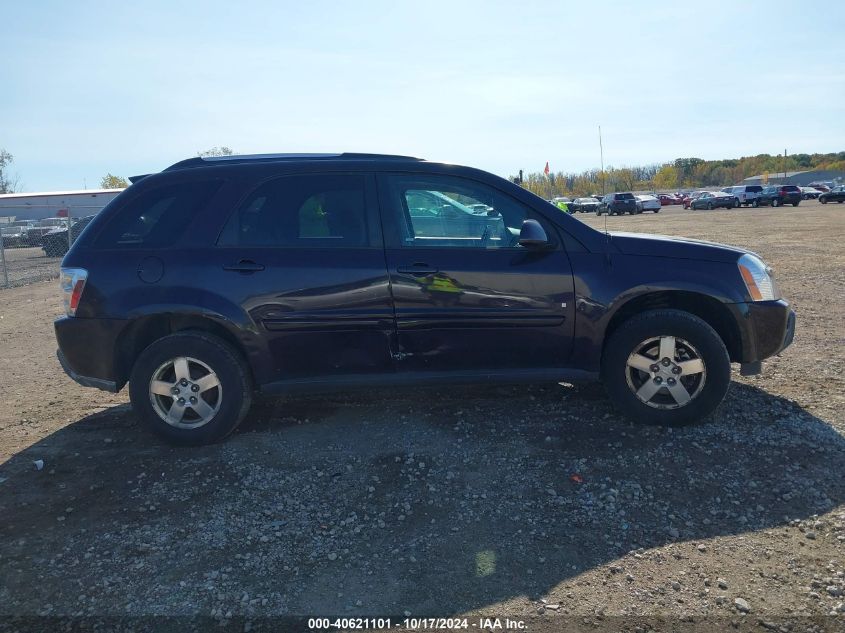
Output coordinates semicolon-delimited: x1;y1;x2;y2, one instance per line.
723;185;763;207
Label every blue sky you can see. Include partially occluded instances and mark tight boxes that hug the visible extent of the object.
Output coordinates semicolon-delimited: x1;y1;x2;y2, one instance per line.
1;0;843;191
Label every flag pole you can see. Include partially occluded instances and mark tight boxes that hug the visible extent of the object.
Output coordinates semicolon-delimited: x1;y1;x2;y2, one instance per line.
599;125;605;194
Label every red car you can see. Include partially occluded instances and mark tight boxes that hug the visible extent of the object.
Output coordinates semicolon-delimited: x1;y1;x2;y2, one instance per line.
682;192;706;209
658;194;681;206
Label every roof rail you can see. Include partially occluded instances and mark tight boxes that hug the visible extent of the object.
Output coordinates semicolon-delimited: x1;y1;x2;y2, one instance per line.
163;152;423;172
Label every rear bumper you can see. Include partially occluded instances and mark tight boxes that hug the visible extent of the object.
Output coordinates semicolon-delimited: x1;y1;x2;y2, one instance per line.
55;316;126;392
57;348;118;392
729;299;795;364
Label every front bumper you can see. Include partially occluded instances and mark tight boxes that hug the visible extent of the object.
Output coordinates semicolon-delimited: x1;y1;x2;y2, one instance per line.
730;299;795;367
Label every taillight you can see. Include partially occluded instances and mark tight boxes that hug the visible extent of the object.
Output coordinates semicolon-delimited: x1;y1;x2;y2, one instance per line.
60;268;88;316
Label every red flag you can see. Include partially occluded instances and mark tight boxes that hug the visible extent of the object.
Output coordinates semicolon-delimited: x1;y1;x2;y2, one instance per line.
544;161;550;176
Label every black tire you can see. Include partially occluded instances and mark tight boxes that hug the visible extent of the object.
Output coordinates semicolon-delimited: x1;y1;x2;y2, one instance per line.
752;199;759;208
707;202;713;210
792;202;799;207
601;309;731;426
771;198;780;207
653;208;660;213
734;199;740;208
129;331;253;445
820;198;827;204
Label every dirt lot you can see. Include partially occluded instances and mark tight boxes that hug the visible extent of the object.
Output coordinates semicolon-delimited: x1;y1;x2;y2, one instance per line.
1;201;844;631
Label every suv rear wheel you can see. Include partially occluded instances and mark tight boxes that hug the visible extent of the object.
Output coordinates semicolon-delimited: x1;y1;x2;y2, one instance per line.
129;332;253;445
602;310;730;426
772;198;780;207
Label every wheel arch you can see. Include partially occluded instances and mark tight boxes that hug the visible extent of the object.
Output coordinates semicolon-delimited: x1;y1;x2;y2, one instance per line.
113;313;256;389
602;291;742;364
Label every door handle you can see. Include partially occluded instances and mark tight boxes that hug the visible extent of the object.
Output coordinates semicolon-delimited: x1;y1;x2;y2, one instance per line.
397;264;439;275
223;259;265;272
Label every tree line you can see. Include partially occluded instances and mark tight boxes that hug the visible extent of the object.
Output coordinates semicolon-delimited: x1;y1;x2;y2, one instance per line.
513;152;845;198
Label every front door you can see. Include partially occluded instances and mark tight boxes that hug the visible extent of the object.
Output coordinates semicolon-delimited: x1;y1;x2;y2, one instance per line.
378;172;575;373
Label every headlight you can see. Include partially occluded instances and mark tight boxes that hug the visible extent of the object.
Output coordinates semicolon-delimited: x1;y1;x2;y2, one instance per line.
737;253;778;301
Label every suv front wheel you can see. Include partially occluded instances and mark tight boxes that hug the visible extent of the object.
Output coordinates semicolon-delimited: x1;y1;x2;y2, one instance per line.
602;310;730;426
129;331;253;445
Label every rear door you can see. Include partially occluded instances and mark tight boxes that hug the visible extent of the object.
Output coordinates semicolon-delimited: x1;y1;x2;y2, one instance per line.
208;172;396;382
377;172;575;373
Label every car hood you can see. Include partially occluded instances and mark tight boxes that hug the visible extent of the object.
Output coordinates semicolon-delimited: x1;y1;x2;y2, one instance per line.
609;231;751;262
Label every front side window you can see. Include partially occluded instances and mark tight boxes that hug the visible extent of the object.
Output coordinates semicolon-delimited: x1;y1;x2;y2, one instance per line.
219;174;369;248
385;174;543;249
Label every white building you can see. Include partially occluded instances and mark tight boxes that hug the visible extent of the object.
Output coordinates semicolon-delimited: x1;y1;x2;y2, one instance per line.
0;189;124;222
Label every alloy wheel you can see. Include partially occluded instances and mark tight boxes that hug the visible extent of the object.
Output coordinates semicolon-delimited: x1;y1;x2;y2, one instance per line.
149;356;222;428
625;336;707;409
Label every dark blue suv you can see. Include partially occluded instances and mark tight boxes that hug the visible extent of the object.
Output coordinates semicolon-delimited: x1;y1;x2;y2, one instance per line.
55;153;795;444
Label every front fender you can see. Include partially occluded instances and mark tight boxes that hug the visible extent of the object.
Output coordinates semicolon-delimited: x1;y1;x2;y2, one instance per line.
569;253;748;371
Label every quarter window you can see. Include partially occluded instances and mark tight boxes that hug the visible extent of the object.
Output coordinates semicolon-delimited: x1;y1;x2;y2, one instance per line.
219;174;369;248
95;180;220;248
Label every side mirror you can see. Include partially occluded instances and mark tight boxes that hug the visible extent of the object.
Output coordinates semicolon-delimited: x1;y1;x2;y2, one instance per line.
518;219;549;248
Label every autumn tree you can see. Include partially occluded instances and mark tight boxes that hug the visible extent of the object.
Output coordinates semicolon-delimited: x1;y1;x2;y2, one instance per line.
100;173;129;189
653;165;679;190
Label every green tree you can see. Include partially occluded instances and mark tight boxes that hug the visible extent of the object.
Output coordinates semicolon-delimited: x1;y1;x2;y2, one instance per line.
198;146;235;157
100;173;129;189
0;148;17;193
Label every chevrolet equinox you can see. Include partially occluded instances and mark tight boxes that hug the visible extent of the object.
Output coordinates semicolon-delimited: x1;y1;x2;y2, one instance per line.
55;153;795;444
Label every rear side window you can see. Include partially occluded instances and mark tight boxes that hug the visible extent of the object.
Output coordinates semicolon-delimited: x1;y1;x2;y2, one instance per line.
747;186;763;192
218;174;369;248
95;180;220;248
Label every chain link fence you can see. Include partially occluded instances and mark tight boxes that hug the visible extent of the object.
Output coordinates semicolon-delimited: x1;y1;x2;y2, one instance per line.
0;208;96;288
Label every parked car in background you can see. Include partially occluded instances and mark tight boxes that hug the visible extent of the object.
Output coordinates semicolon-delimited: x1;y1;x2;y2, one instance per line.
689;192;736;210
54;152;794;444
42;215;95;257
724;185;763;207
682;191;706;209
569;197;600;213
755;185;801;207
0;224;27;247
658;194;682;206
800;187;823;200
635;195;661;213
551;196;573;213
809;182;832;193
0;220;41;247
819;186;845;204
598;192;639;215
466;203;496;215
24;217;72;245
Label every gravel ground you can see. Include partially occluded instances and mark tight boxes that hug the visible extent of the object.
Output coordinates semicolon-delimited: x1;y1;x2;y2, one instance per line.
0;201;843;632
